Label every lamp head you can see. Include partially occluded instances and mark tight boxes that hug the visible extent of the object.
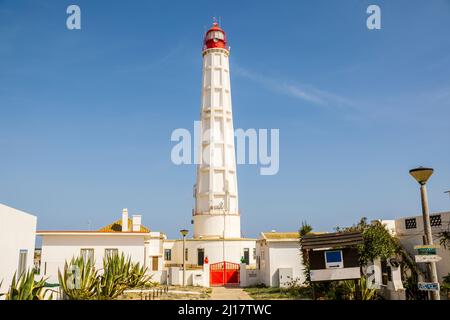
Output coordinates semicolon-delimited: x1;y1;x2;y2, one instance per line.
409;167;434;185
180;229;189;237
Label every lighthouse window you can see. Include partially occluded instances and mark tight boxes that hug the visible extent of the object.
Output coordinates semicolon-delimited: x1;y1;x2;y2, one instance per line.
207;31;224;40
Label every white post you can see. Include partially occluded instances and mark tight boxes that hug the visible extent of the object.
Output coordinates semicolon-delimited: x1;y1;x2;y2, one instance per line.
203;259;210;287
240;263;247;287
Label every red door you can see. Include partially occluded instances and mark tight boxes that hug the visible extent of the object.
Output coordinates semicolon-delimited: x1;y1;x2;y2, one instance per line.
210;261;240;286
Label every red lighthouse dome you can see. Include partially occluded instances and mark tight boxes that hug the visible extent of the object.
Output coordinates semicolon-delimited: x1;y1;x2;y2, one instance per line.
203;22;228;51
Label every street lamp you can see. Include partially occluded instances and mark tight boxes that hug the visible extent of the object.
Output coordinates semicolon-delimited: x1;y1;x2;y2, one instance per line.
409;166;440;300
180;229;189;287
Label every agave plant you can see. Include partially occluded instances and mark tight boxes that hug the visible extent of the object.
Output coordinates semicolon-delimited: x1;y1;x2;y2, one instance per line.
128;262;154;289
5;270;50;300
96;253;131;299
96;253;155;299
343;276;378;300
58;256;98;300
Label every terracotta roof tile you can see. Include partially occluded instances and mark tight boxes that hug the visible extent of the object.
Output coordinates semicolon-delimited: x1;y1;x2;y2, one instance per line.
98;218;150;233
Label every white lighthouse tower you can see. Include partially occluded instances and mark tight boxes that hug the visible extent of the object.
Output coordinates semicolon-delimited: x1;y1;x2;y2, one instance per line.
193;22;241;239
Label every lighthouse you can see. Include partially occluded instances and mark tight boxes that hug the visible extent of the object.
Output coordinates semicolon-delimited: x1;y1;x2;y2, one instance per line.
193;22;241;239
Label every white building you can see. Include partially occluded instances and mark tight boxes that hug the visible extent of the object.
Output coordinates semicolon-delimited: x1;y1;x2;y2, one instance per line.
37;209;165;284
254;232;306;288
381;211;450;283
0;203;37;295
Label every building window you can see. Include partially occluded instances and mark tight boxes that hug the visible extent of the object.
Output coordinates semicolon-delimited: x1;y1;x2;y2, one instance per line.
164;249;172;261
405;218;417;229
253;248;256;260
185;248;188;262
80;249;94;263
430;215;442;227
243;248;250;265
197;248;205;266
152;256;159;271
105;248;118;259
18;249;28;276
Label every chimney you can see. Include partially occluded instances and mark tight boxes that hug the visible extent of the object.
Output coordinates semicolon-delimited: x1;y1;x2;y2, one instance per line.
122;208;129;232
132;215;142;232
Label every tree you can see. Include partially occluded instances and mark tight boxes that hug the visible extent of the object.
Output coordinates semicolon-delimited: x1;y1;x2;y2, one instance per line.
336;217;398;266
299;221;313;288
299;221;312;237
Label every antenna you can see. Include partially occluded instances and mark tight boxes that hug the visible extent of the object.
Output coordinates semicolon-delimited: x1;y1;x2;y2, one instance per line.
219;16;222;26
87;219;92;231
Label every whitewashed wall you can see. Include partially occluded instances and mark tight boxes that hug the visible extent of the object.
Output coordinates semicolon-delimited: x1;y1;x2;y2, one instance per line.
257;240;305;287
0;203;37;295
39;234;147;283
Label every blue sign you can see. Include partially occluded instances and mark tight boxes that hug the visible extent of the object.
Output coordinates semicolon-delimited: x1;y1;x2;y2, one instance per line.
418;282;439;291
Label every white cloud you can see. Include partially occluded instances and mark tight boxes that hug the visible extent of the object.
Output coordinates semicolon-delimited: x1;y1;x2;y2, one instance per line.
234;66;357;110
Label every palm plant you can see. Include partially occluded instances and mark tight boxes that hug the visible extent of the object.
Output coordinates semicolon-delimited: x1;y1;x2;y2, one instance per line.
58;256;98;300
5;270;50;300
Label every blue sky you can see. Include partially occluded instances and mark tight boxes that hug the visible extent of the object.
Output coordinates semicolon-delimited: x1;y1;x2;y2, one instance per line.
0;0;449;240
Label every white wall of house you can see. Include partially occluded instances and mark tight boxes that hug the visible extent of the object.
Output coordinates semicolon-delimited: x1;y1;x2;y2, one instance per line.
38;233;149;283
0;203;37;295
256;239;305;287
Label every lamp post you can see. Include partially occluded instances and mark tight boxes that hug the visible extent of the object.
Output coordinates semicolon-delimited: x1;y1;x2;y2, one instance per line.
409;167;440;300
180;229;189;287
